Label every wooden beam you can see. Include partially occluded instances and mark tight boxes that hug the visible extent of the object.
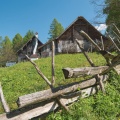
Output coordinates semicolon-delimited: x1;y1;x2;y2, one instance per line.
95;74;105;93
75;39;95;67
76;38;106;93
26;55;69;111
113;30;120;43
80;30;102;51
108;36;120;52
99;50;115;59
17;75;108;108
62;66;109;79
114;64;120;74
101;63;120;75
25;55;53;88
101;36;104;50
51;41;55;86
0;83;10;113
0;85;102;120
113;23;120;35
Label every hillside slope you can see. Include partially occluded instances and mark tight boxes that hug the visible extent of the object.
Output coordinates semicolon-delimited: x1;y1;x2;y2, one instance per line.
0;53;119;119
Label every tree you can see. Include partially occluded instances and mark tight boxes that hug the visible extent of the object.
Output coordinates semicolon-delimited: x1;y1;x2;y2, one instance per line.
0;36;3;66
0;36;2;49
0;36;16;66
3;36;12;46
103;0;120;29
13;33;23;51
23;30;34;44
90;0;106;24
91;0;120;29
102;0;120;41
48;18;64;40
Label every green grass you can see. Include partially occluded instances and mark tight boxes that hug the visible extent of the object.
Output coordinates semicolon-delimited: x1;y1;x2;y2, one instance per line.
0;53;119;119
47;71;120;120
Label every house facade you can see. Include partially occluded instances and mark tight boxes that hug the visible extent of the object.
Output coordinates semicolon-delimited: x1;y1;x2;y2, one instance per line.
17;35;43;62
38;16;108;57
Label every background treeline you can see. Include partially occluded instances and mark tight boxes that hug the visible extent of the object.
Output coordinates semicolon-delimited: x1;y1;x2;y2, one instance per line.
0;30;34;66
0;0;120;67
0;18;64;67
92;0;120;31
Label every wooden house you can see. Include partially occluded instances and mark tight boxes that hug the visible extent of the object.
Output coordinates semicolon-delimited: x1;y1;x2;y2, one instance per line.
38;16;108;57
17;35;43;62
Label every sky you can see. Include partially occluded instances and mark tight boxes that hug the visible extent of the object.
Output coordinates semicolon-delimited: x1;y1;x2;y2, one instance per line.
0;0;106;44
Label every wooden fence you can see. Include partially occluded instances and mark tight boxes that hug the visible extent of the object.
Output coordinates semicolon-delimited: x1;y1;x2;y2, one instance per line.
0;26;120;119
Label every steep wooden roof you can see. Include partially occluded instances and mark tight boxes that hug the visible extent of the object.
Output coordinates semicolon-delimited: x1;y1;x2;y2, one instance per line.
56;16;107;40
38;16;108;50
17;36;43;53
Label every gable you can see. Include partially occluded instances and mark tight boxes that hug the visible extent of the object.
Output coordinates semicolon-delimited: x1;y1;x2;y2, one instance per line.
17;36;43;54
38;16;108;52
56;16;107;41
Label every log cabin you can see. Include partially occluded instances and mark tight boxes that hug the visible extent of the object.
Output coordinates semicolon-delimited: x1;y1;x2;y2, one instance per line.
38;16;108;57
17;33;43;62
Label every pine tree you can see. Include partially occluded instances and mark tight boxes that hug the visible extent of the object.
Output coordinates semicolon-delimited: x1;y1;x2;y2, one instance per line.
23;30;34;44
0;36;16;66
13;33;23;51
103;0;120;29
48;18;64;40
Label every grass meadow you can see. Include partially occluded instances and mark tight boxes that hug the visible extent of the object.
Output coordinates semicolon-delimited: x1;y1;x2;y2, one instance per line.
0;53;119;120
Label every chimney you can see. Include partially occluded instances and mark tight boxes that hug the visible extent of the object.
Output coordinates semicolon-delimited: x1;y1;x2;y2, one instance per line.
35;32;38;38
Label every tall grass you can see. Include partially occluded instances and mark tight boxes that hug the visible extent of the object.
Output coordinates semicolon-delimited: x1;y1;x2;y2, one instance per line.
0;53;119;119
47;71;120;120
